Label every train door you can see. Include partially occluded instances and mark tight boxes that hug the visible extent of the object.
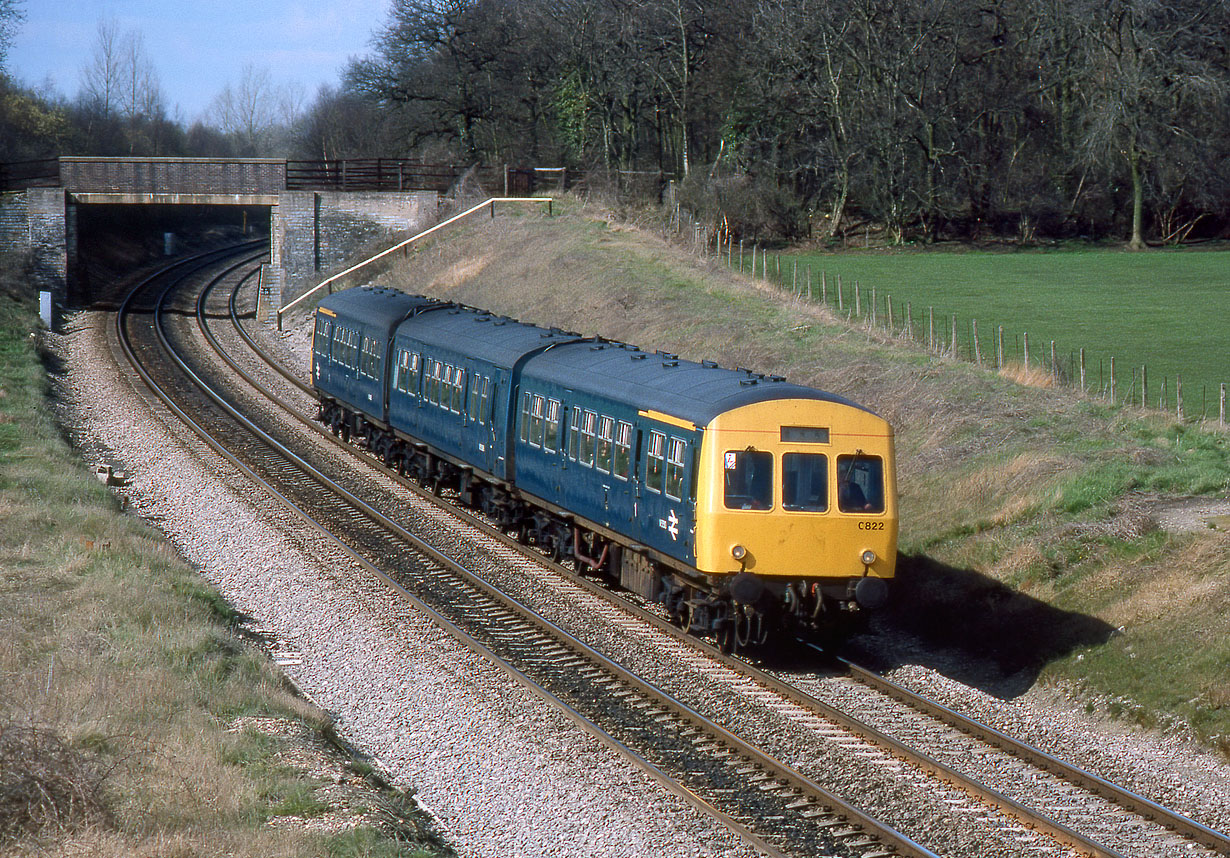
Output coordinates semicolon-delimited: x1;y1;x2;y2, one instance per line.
468;370;499;475
492;369;512;481
603;417;636;531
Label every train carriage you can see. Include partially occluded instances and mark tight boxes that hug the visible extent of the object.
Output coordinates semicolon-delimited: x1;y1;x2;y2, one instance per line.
312;286;898;651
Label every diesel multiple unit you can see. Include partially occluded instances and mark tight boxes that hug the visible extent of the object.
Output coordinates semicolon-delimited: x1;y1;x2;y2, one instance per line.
312;285;898;650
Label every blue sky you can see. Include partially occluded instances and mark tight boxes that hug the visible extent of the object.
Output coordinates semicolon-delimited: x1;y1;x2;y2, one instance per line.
7;0;390;122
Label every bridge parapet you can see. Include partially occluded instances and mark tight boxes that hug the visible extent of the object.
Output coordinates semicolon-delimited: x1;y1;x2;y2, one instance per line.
59;157;286;196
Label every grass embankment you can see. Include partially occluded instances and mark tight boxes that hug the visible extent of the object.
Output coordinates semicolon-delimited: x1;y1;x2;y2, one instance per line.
771;247;1230;416
0;254;447;856
370;201;1230;753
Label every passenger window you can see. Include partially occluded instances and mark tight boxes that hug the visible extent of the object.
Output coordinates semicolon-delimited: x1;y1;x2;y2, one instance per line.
479;376;490;425
530;395;545;447
646;431;666;493
568;406;581;460
544;399;561;452
580;410;597;466
723;450;773;510
451;368;464;413
595;416;614;473
783;453;828;512
359;337;377;379
520;392;531;442
467;373;479;420
613;421;632;480
838;454;885;513
427;360;441;404
665;437;686;500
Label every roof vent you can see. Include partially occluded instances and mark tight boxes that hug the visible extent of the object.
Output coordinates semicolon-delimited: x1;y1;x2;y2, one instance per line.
631;353;647;361
702;360;719;368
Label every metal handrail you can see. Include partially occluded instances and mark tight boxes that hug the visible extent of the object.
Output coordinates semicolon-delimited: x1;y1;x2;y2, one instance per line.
276;196;553;330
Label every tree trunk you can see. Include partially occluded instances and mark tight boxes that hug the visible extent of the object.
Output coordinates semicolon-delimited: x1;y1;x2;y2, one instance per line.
1128;146;1146;250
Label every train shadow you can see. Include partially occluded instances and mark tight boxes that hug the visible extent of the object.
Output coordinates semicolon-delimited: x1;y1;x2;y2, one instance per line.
838;553;1118;700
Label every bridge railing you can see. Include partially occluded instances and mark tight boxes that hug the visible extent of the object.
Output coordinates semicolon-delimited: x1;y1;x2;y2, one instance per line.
286;159;503;192
276;196;553;330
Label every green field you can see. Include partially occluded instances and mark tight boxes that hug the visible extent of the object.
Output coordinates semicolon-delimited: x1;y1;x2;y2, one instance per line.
765;247;1230;418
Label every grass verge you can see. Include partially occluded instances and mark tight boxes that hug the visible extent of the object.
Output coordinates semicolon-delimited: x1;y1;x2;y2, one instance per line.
0;252;450;857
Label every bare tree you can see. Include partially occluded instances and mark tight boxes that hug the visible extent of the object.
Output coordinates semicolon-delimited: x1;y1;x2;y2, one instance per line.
208;64;279;154
80;19;124;117
0;0;24;75
1070;0;1230;248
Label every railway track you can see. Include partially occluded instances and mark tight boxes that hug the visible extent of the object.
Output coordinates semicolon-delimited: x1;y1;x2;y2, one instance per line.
109;244;1230;858
119;250;939;857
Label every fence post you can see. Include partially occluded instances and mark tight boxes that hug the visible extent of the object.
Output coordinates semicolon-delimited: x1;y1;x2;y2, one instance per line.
1023;331;1030;368
972;319;982;365
997;326;1004;369
1177;374;1184;422
855;283;862;316
1050;340;1057;381
907;303;914;341
871;286;877;326
837;276;844;312
792;260;798;294
1080;348;1086;392
1110;357;1117;403
1160;378;1167;411
739;240;744;273
927;307;934;350
888;296;895;333
1142;365;1148;409
951;315;958;359
1221;383;1226;426
807;266;812;299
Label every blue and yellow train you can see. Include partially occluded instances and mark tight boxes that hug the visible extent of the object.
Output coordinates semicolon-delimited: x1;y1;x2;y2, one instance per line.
312;285;898;650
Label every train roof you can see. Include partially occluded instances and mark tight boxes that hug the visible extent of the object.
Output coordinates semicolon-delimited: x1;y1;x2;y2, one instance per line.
394;305;580;366
520;339;870;427
317;286;441;332
324;287;875;426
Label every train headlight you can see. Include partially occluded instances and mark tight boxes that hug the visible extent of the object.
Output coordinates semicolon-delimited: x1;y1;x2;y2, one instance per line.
731;544;747;561
861;549;877;567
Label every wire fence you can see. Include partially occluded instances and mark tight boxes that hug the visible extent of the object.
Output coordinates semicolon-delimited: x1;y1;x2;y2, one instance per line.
702;234;1227;428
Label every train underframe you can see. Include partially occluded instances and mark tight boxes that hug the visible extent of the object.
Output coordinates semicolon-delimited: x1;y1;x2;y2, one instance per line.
320;399;870;653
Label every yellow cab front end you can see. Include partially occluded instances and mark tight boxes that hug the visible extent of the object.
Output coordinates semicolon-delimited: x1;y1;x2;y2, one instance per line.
694;398;898;621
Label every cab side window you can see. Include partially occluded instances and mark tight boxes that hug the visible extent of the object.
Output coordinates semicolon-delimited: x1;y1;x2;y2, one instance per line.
665;437;686;500
314;316;331;359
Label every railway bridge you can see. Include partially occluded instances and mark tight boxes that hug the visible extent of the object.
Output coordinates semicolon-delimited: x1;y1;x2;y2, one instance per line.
0;156;486;309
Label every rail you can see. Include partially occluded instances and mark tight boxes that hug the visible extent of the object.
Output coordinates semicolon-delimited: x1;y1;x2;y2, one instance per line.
275;196;553;330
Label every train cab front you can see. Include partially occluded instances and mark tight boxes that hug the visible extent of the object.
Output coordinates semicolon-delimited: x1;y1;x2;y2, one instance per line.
693;398;898;644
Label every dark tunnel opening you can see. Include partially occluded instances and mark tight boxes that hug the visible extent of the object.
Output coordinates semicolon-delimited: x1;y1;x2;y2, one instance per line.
70;203;271;308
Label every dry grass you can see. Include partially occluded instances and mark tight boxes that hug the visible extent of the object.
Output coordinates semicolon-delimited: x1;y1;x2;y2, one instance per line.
1;255;447;857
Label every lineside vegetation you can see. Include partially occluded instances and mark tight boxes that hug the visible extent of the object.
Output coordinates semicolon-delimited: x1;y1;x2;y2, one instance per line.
0;251;447;857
